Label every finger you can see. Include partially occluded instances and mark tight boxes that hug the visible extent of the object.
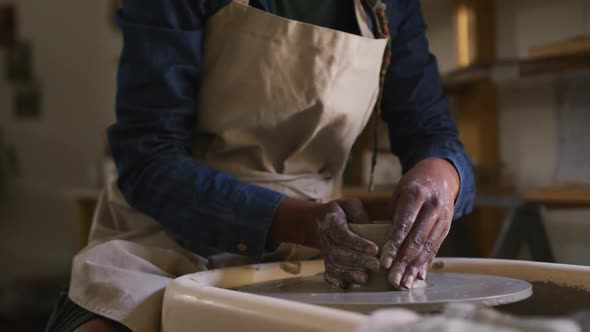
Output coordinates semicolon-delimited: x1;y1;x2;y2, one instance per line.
394;204;439;288
417;264;428;281
420;255;438;281
323;213;378;255
390;185;402;211
328;247;380;272
336;198;371;224
396;204;438;267
402;218;450;287
381;184;428;269
324;264;369;288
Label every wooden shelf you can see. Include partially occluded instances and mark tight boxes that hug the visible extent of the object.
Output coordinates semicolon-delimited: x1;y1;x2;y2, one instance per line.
442;52;590;94
529;36;590;59
342;186;391;200
523;184;590;208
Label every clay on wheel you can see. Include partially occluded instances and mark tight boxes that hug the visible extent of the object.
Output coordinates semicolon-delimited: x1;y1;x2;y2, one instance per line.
348;223;428;291
413;279;427;288
355;271;427;291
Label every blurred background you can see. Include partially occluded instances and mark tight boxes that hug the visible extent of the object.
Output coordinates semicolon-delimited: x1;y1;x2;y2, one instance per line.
0;0;589;330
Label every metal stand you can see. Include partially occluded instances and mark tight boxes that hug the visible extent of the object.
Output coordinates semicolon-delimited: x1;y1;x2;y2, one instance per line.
491;202;555;262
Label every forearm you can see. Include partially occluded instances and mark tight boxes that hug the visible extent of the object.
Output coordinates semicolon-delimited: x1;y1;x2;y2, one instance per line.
270;197;320;248
381;0;475;219
110;0;291;259
110;132;287;259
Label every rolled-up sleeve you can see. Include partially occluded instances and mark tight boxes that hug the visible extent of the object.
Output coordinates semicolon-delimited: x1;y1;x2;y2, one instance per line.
381;0;476;219
108;0;286;260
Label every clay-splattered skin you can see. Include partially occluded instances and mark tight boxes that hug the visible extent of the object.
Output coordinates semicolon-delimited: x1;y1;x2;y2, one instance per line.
270;157;459;290
271;197;382;289
381;157;459;289
317;200;381;289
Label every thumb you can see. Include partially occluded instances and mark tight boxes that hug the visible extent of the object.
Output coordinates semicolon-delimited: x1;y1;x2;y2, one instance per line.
336;198;370;224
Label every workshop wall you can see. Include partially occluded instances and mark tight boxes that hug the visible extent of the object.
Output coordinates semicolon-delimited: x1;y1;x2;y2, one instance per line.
421;0;457;74
0;0;120;282
423;0;590;265
496;0;590;266
0;0;588;283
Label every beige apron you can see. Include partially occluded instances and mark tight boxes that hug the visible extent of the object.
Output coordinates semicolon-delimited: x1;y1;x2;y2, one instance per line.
69;1;387;331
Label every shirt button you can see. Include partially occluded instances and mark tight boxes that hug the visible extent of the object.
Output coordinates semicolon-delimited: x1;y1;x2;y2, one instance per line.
237;241;248;252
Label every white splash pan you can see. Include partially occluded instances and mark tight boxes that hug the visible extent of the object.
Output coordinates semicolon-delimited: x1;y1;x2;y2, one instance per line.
162;260;366;332
431;258;590;289
162;258;590;332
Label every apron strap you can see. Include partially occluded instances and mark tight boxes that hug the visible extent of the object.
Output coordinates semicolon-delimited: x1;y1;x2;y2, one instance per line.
361;0;392;191
355;0;375;38
233;0;250;5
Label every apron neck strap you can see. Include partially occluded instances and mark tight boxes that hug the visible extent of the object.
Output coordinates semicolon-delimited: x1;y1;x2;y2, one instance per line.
355;0;375;38
361;0;392;191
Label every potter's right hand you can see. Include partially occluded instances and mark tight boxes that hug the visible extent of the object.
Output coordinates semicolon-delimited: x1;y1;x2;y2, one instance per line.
317;200;381;288
270;197;380;288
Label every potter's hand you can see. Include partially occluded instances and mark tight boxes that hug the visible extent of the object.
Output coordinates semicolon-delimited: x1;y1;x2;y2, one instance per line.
270;197;379;288
381;158;460;289
316;199;380;288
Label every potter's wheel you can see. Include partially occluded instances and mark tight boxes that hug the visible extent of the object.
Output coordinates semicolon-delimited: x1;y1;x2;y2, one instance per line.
234;273;533;313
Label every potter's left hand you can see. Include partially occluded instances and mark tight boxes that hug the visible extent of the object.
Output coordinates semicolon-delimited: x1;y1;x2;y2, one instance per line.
380;158;460;289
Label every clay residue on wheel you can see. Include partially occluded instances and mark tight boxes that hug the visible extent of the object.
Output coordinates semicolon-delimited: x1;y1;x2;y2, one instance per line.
233;274;414;294
280;261;302;275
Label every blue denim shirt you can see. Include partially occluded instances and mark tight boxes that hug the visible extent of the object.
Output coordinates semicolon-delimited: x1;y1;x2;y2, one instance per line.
108;0;476;260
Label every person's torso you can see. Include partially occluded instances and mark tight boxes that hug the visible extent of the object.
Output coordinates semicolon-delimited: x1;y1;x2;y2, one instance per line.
193;0;387;201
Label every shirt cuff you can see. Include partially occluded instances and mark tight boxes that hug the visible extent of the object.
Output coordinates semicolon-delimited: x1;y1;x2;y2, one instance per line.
400;138;476;220
443;148;476;220
220;183;287;261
